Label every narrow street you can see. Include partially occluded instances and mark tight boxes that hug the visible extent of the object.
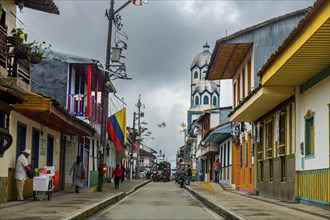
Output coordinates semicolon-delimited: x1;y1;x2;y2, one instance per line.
87;182;223;220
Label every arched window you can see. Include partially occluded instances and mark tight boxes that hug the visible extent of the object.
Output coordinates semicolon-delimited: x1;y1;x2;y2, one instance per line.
195;96;199;105
213;97;217;106
194;71;198;79
203;96;209;105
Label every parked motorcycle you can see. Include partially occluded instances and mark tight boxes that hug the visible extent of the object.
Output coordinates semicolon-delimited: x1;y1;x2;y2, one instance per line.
152;170;160;182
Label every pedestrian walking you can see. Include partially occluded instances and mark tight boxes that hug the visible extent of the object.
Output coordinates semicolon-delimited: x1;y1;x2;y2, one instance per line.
186;165;192;185
121;165;126;183
69;155;86;193
112;164;122;189
213;159;221;183
15;148;32;201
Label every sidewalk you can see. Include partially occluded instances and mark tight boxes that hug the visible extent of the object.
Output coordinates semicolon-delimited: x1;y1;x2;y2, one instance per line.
0;179;150;220
186;182;330;220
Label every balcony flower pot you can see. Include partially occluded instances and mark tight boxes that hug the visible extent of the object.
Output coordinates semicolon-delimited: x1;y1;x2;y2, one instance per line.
30;53;42;64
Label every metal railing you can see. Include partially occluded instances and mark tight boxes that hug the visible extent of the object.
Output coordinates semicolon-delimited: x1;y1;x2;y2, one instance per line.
67;94;102;124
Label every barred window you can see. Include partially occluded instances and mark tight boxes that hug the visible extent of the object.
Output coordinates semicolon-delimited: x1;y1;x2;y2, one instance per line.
305;113;315;157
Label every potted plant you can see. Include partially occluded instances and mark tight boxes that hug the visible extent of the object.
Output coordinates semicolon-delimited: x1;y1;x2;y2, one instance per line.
8;27;27;45
29;41;51;64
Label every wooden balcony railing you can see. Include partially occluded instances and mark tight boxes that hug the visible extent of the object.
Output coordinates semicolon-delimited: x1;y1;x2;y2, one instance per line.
266;148;273;159
278;144;286;156
7;54;30;85
0;25;7;68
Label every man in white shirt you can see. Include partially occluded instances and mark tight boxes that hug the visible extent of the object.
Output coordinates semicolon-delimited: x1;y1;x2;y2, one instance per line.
15;149;31;201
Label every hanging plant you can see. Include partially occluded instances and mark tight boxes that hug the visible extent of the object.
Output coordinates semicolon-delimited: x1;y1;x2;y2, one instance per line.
29;41;51;64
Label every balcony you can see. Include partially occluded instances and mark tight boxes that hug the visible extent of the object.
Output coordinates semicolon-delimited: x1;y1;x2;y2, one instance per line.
266;148;273;159
67;94;102;134
0;25;7;69
278;144;286;156
0;32;31;92
257;144;263;161
201;143;218;157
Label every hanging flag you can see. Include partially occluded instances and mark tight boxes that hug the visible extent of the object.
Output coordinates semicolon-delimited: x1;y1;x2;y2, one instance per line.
131;0;142;6
107;108;127;151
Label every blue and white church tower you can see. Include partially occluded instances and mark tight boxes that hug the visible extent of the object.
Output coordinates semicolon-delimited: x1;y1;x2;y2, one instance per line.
187;43;220;127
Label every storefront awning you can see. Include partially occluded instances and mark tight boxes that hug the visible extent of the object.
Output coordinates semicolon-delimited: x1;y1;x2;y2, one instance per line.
203;123;231;143
12;93;95;136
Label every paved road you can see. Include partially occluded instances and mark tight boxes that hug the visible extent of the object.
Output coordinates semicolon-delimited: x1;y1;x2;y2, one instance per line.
87;181;224;220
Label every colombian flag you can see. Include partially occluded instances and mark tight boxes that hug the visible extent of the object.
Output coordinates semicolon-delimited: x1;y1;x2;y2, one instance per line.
106;108;127;151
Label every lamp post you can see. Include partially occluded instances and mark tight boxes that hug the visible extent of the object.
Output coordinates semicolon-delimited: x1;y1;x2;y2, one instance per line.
98;0;132;192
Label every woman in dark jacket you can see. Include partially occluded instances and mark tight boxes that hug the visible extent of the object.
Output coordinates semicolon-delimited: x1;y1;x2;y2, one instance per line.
112;164;122;189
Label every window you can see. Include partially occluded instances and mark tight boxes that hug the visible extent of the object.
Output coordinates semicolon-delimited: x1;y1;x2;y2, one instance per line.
233;81;237;108
227;142;230;167
245;140;248;167
304;110;315;157
16;122;26;161
194;71;198;79
266;119;273;158
237;76;241;104
269;159;273;182
242;67;246;98
203;96;209;105
280;156;286;182
279;112;286;146
247;58;252;93
195;96;199;105
213;96;217;106
224;143;226;167
239;143;242;167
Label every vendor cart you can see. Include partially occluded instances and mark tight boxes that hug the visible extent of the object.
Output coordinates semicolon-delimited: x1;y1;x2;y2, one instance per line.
33;166;55;201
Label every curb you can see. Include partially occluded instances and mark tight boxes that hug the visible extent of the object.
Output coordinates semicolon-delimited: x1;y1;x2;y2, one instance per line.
64;180;151;220
185;186;245;220
126;179;152;195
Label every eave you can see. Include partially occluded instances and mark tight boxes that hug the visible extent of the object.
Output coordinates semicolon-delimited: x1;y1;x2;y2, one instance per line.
12;93;95;136
229;86;294;122
231;0;330;122
17;0;60;15
260;0;330;87
207;43;253;80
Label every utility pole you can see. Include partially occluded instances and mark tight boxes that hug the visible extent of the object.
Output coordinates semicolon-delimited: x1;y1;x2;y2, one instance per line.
130;112;137;182
136;95;142;178
98;0;131;192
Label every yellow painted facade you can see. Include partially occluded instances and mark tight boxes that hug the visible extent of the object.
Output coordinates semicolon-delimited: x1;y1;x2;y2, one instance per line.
0;110;60;201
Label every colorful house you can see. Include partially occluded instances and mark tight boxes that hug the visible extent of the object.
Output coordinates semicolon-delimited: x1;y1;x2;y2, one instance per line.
30;50;117;187
206;7;309;193
221;0;329;207
0;0;64;203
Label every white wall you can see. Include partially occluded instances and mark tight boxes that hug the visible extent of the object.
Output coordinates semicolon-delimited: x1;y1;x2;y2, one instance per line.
296;76;330;170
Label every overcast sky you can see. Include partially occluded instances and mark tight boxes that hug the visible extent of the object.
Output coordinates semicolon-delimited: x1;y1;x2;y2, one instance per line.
17;0;314;167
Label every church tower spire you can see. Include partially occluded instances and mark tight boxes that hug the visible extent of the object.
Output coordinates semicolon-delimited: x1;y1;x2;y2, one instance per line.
187;43;220;127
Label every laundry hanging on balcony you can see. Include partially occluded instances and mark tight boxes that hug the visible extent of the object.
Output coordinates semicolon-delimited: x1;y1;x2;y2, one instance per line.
107;108;127;151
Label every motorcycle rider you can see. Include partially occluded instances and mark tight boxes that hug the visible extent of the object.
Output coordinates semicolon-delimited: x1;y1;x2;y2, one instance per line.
177;167;186;187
